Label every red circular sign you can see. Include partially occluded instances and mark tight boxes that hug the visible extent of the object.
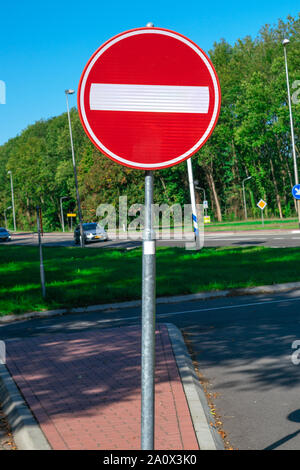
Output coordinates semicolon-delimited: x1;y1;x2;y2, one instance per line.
78;27;221;170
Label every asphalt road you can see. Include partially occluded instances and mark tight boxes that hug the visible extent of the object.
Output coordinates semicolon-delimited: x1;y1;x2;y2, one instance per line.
5;229;300;248
204;230;300;248
1;290;300;449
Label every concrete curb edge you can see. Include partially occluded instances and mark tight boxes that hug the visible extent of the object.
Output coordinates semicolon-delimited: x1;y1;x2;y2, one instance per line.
2;280;300;324
166;323;224;450
0;364;51;450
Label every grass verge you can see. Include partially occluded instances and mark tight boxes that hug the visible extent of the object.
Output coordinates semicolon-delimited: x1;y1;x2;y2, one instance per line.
0;245;299;316
204;218;298;231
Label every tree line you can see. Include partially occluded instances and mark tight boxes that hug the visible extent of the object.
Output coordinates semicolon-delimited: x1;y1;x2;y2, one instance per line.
0;15;299;230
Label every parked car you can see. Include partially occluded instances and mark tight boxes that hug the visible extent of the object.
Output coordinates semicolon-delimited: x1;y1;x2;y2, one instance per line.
0;227;11;242
74;223;108;245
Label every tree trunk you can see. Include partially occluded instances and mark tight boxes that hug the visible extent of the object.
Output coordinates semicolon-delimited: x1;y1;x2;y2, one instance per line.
231;139;241;182
160;177;171;203
26;196;31;228
207;171;222;221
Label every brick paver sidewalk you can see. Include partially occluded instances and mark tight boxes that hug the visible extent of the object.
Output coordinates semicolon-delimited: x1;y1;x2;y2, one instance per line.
5;324;198;450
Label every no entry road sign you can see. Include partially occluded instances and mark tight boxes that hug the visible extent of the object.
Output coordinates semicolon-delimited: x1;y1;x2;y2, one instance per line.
78;27;221;170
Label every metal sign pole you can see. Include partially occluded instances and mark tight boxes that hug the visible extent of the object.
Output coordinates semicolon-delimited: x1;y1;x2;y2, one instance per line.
36;207;46;299
39;207;44;236
242;181;247;220
262;210;264;226
187;158;199;246
141;170;156;450
60;197;65;233
8;171;17;232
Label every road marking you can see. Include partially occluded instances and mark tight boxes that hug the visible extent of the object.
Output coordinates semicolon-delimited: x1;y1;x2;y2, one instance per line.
205;235;266;238
20;295;300;333
205;239;266;243
205;235;292;240
155;296;300;318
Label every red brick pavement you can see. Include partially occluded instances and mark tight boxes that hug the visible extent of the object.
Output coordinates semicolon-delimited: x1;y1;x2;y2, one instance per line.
5;324;198;450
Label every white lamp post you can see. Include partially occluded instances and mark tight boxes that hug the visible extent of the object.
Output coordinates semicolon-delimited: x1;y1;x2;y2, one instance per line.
282;39;300;228
65;89;85;246
7;171;16;231
4;206;12;230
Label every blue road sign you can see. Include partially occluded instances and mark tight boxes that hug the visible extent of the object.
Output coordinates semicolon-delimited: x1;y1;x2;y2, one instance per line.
292;184;300;200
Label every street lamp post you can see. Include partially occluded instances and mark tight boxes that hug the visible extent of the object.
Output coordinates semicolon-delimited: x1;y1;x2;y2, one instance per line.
36;206;46;299
65;89;85;247
194;181;206;202
242;176;252;220
4;206;12;229
7;171;16;231
282;38;300;229
194;183;207;216
60;196;69;232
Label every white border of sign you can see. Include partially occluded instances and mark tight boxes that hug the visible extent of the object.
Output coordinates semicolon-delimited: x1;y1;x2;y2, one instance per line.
78;28;221;170
257;199;267;210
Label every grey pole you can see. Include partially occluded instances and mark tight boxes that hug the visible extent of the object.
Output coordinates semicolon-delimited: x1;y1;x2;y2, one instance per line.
36;207;46;299
199;187;206;202
187;158;199;244
141;21;156;450
242;176;252;220
60;196;69;232
282;39;300;229
4;206;12;230
195;185;207;216
7;171;16;232
60;197;65;233
141;170;156;450
65;90;85;247
194;182;206;202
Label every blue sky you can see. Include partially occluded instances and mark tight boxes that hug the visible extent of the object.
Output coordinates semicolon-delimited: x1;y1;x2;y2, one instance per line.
0;0;299;145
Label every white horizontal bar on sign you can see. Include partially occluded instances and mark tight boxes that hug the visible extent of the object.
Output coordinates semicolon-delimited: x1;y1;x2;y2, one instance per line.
89;84;209;113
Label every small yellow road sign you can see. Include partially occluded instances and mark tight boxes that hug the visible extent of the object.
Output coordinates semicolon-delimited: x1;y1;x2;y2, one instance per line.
257;199;267;210
67;213;77;217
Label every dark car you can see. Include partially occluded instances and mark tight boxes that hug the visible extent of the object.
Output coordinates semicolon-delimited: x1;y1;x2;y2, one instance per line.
0;227;11;242
74;223;108;245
